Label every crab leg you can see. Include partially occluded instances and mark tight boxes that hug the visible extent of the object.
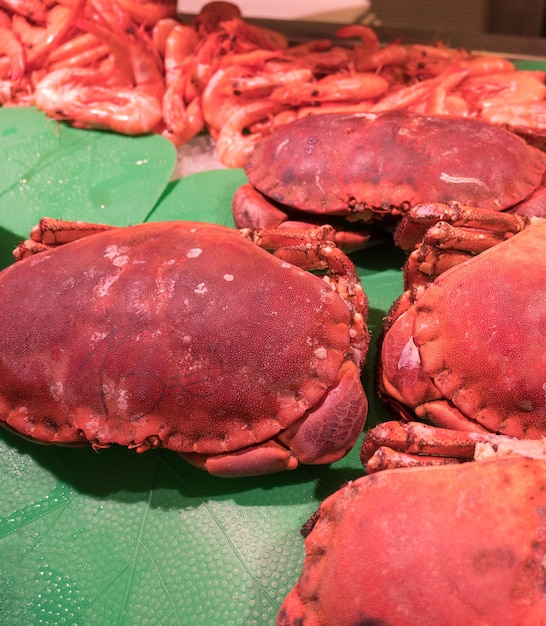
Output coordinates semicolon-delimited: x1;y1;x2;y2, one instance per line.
403;219;524;287
242;224;369;367
395;201;534;251
394;201;540;285
231;183;375;252
244;224;356;272
361;420;516;473
364;446;462;472
14;217;116;259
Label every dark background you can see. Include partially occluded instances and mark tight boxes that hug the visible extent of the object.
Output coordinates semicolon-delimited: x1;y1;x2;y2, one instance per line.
367;0;546;38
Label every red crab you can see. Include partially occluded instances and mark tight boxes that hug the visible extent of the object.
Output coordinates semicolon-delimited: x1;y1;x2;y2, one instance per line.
1;219;370;477
364;202;546;471
232;111;546;250
277;453;546;625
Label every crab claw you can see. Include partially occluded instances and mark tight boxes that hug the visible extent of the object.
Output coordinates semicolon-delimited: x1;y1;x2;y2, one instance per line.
181;360;368;477
277;360;368;466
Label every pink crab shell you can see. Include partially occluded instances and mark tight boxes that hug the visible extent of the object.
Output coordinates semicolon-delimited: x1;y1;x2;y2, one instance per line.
244;110;546;216
379;218;546;438
278;456;546;625
0;221;368;476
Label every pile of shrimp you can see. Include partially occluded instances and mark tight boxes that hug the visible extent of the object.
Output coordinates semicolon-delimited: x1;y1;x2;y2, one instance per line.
2;0;546;167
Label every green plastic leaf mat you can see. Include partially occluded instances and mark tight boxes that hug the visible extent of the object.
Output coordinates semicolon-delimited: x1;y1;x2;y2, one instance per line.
514;60;546;71
0;107;176;267
0;162;403;625
149;168;247;226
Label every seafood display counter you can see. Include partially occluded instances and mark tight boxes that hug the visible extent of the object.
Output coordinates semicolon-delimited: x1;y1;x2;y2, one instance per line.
2;13;546;626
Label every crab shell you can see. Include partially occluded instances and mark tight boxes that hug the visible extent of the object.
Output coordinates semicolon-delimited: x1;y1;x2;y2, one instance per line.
379;219;546;438
277;456;546;625
0;221;369;477
233;111;546;231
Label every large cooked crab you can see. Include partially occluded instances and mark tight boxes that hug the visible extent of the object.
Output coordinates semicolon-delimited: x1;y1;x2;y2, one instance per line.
1;219;370;477
278;452;546;625
365;202;545;470
232;111;546;249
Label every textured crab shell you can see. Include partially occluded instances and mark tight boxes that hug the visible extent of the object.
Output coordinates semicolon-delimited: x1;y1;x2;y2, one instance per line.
380;218;546;438
0;221;362;459
278;456;546;626
246;111;546;215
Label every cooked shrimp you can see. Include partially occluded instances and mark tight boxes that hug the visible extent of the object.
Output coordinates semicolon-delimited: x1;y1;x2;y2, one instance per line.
336;24;380;52
404;44;471;79
286;39;332;56
458;70;546;113
0;27;25;80
201;63;311;133
114;0;176;26
0;0;46;22
219;18;289;51
49;43;111;71
162;91;204;145
162;55;204;144
163;23;200;86
353;43;408;72
271;72;389;106
25;0;85;70
151;17;179;55
480;101;546;128
11;13;43;48
286;46;354;73
215;100;285;168
48;33;104;65
35;67;162;134
464;55;515;76
370;64;469;112
79;0;164;98
0;7;10;27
